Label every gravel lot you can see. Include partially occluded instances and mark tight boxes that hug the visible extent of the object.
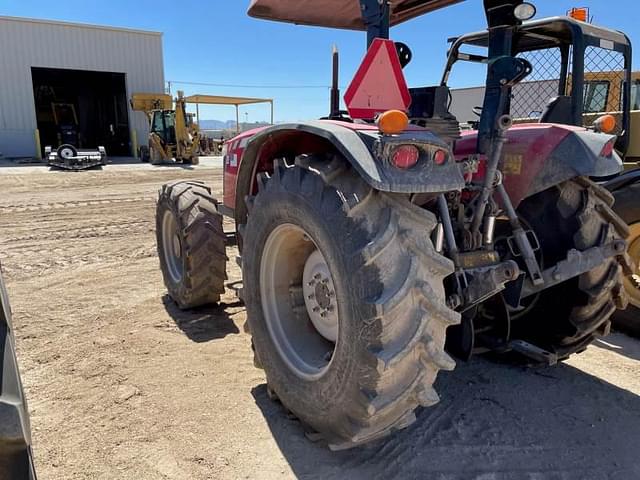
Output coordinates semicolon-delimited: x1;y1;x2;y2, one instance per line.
1;159;638;479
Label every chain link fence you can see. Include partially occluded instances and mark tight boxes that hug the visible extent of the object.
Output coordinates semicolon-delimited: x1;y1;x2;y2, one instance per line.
509;46;625;134
578;46;625;135
511;48;562;119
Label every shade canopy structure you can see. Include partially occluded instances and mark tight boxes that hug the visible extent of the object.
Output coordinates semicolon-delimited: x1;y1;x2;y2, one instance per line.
248;0;464;30
184;95;274;133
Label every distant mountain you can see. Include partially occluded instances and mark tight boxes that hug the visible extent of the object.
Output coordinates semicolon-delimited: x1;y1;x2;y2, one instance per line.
198;119;272;135
198;119;236;130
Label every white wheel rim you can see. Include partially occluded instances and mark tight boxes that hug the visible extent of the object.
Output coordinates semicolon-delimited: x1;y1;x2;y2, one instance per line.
259;223;339;380
302;250;339;342
59;147;74;159
162;210;183;284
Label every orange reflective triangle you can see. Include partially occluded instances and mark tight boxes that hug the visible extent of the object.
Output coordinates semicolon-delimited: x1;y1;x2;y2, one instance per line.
344;38;412;119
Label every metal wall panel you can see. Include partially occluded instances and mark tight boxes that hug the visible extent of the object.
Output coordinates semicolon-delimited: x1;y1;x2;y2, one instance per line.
0;16;164;158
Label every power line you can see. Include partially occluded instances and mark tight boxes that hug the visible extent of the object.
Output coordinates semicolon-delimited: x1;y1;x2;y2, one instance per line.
167;79;332;90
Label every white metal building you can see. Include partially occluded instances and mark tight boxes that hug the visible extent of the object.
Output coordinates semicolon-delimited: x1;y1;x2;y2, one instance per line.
451;80;561;125
0;16;164;158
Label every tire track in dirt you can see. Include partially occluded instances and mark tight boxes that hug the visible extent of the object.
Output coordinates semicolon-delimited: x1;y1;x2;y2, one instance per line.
1;164;638;480
0;196;157;213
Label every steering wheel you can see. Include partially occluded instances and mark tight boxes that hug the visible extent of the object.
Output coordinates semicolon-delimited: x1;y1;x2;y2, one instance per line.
472;106;483;117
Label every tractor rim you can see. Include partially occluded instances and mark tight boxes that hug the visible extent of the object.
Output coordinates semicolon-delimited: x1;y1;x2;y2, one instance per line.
624;223;640;308
162;210;183;284
260;223;339;380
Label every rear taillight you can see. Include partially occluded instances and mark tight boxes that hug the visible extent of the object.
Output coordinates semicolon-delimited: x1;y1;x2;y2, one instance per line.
433;149;448;165
391;145;420;169
600;139;615;158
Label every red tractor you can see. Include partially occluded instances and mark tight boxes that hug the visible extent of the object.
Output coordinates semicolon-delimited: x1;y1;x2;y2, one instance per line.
155;0;633;449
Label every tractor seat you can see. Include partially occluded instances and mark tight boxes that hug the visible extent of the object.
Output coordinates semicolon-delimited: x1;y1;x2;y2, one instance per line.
539;96;573;124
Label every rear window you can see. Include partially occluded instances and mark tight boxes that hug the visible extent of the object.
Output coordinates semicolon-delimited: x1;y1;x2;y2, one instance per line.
583;80;610;113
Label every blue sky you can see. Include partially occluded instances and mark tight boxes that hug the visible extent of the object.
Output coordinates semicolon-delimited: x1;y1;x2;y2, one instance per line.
2;1;639;122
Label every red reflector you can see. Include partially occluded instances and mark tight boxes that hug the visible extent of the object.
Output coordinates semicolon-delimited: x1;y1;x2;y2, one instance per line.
600;140;615;157
391;145;420;169
433;149;448;165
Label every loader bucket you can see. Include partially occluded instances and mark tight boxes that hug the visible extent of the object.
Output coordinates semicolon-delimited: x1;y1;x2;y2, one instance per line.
248;0;464;30
130;93;173;112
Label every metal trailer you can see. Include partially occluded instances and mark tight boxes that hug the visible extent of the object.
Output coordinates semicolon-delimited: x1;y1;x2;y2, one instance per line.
45;144;108;170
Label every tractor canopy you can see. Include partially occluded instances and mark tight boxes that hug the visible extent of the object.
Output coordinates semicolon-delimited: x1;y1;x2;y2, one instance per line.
248;0;464;30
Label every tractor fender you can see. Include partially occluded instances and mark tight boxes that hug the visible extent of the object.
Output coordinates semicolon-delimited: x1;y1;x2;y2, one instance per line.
526;130;623;199
234;120;465;226
455;126;625;208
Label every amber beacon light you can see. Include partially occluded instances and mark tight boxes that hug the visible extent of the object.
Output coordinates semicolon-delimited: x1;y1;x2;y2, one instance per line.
377;110;409;135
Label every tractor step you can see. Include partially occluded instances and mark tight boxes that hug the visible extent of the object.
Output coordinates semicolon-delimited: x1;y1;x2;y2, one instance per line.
508;339;558;366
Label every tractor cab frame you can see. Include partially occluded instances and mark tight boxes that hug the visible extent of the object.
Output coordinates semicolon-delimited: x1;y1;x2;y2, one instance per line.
442;16;633;157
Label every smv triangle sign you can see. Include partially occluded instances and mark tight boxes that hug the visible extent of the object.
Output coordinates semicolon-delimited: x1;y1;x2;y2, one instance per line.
344;38;412;120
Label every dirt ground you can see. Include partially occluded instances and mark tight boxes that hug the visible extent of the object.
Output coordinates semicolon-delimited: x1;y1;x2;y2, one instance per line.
1;162;639;480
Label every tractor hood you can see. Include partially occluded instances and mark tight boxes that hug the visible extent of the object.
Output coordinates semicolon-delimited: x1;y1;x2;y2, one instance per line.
248;0;464;30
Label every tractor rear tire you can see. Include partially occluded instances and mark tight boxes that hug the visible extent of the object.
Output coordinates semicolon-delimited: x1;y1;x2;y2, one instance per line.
509;177;629;358
156;181;227;309
241;154;460;449
611;182;640;336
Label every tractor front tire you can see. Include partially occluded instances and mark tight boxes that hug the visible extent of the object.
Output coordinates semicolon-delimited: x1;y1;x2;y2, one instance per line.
156;181;227;309
150;146;163;165
509;177;629;357
241;154;460;449
611;182;640;336
139;146;150;163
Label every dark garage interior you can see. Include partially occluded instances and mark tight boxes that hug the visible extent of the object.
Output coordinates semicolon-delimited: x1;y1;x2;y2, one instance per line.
32;67;131;156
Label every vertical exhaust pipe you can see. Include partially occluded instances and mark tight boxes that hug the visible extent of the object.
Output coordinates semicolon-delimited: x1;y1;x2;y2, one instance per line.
330;45;340;119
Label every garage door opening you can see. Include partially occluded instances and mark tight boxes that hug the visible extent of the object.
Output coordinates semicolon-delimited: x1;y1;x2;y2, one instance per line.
32;67;130;156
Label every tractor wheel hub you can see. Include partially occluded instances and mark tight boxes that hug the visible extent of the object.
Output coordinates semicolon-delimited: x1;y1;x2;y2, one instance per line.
302;249;338;343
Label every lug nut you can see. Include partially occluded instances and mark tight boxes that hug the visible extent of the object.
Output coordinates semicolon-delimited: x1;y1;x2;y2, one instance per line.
314;273;322;280
308;294;315;299
312;306;320;313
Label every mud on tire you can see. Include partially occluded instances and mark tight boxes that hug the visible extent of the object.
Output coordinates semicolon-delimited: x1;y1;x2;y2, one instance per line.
509;177;630;358
241;154;460;449
156;181;227;309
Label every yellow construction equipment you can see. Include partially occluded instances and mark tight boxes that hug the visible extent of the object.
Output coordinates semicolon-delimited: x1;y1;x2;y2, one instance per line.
131;91;201;165
579;71;640;164
131;92;275;165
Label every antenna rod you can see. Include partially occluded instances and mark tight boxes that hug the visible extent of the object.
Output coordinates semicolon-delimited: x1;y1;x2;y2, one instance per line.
330;45;340;119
